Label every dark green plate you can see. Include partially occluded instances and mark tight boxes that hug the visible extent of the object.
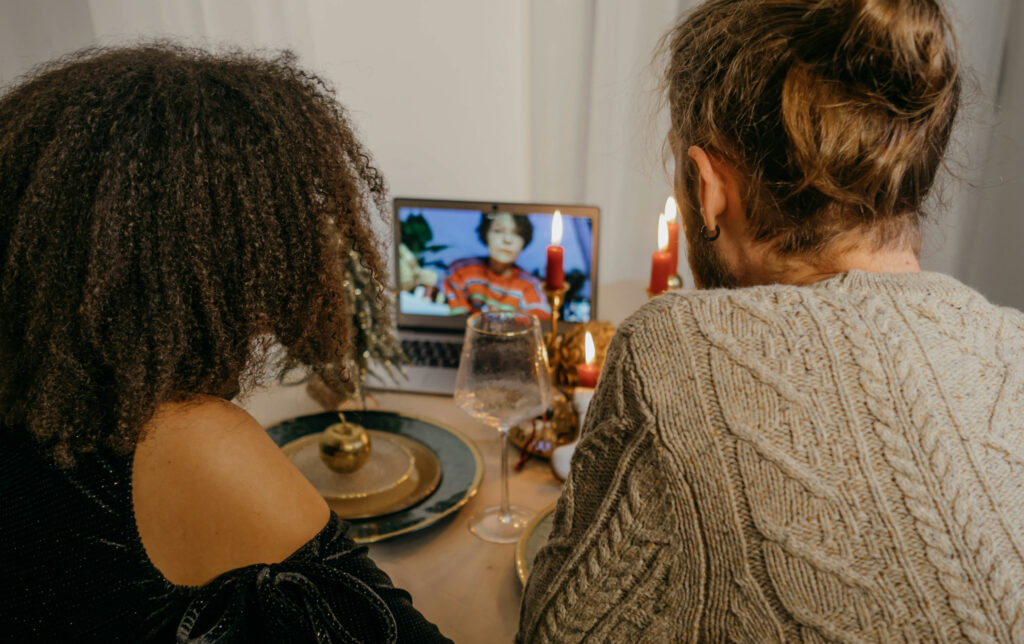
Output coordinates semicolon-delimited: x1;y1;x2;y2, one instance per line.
267;410;483;543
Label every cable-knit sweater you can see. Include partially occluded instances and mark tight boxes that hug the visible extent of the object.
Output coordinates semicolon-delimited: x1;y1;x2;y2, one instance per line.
518;271;1024;643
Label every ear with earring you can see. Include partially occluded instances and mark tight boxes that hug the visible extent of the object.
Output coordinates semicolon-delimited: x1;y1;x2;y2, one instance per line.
698;207;720;241
688;146;729;244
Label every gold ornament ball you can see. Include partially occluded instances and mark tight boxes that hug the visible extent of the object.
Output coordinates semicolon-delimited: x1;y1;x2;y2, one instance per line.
319;420;372;473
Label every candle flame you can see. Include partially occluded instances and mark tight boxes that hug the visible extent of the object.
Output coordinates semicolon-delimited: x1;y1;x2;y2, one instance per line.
658;213;669;251
664;196;678;222
551;210;563;245
584;331;596;364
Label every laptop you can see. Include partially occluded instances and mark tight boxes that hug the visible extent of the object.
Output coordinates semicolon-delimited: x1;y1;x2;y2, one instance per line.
366;197;600;395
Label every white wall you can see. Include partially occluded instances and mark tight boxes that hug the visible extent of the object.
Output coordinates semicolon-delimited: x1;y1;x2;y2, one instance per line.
0;0;530;204
302;1;530;203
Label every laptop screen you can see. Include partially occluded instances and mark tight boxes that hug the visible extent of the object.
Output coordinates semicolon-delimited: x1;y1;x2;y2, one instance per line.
394;198;599;330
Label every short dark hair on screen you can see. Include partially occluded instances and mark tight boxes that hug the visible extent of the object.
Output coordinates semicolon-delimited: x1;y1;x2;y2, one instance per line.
476;212;534;248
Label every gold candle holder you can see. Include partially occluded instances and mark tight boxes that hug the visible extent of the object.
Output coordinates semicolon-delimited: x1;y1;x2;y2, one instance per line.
543;283;568;362
648;274;683;298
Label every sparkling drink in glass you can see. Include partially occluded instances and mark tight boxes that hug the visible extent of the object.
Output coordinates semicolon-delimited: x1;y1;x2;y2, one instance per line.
454;311;553;543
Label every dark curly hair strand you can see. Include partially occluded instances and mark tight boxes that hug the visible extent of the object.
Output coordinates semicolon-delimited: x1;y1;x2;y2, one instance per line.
0;44;392;467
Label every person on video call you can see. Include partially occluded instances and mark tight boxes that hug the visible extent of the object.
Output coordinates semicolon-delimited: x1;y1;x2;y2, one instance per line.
443;212;551;320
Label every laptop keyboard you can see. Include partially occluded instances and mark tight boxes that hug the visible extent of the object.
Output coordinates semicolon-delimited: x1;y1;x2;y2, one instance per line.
401;339;463;369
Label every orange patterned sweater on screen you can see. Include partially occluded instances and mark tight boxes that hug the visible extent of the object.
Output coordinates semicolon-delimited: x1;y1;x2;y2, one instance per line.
442;257;551;320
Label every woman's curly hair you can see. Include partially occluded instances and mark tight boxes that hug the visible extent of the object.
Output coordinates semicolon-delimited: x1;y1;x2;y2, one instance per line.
0;44;393;467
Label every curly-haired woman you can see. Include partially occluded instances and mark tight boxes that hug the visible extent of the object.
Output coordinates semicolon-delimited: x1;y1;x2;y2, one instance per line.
0;45;449;642
520;0;1024;641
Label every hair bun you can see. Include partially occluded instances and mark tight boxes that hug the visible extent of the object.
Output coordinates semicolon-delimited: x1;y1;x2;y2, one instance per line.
663;0;961;255
793;0;956;107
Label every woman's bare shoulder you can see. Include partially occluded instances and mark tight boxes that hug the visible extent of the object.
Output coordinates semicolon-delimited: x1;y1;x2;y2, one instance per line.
132;396;329;587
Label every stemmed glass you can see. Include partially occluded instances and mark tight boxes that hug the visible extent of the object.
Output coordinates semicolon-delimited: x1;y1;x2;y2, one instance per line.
454;311;553;543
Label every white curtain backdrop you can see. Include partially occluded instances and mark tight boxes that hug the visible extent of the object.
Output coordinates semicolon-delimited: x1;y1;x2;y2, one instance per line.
962;0;1024;309
0;0;531;204
2;0;1021;323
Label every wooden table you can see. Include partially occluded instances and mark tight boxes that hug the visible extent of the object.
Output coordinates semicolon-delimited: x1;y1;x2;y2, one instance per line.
238;383;565;644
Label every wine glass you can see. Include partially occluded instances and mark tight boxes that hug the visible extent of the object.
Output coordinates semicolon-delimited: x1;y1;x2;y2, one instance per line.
454;311;553;543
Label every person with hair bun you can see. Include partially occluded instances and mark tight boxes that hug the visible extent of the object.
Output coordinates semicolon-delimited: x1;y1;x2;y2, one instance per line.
520;1;1024;641
0;45;450;642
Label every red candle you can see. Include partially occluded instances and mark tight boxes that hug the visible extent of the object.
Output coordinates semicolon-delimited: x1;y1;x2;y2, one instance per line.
545;210;565;290
577;363;599;388
577;331;600;387
649;214;671;295
665;196;680;274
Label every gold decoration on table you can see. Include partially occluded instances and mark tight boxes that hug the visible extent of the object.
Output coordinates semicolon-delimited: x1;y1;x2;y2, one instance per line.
546;391;579;443
319;416;372;472
510;299;616;458
284;428;443;519
555;321;615;388
508;388;579;458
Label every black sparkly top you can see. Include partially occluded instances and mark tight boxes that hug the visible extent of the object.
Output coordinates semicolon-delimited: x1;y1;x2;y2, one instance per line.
0;431;451;643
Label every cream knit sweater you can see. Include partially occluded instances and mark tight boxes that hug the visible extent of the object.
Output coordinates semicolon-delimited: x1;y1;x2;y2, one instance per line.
518;271;1024;643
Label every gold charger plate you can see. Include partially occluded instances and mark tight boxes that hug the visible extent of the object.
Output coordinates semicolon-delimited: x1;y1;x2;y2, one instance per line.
286;430;416;499
515;503;557;585
283;430;442;520
267;410;483;543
